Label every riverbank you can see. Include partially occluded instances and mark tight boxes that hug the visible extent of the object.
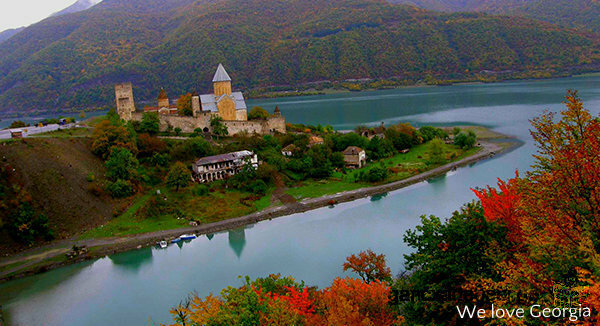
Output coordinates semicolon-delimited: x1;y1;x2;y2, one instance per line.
0;136;519;282
245;70;600;100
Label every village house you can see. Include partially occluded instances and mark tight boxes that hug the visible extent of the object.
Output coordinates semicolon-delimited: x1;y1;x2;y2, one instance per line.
10;129;23;138
192;150;258;183
281;144;298;157
342;146;366;169
359;122;386;139
308;136;324;148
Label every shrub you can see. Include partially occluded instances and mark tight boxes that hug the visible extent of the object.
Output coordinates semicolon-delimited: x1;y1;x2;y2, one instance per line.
86;173;95;182
106;179;134;198
194;184;210;196
87;182;103;196
247;180;268;195
359;167;389;183
137;133;166;157
256;163;277;184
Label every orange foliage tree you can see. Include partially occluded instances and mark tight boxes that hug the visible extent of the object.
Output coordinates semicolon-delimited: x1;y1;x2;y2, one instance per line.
343;249;392;283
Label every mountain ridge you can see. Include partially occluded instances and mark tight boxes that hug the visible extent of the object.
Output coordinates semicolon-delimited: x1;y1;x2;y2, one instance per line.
0;0;598;115
388;0;600;34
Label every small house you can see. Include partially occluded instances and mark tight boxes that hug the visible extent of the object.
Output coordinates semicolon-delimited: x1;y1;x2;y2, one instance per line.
343;146;366;169
10;129;23;139
281;144;298;157
308;136;324;148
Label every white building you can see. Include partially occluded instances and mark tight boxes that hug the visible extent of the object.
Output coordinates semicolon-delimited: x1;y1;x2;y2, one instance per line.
192;150;258;183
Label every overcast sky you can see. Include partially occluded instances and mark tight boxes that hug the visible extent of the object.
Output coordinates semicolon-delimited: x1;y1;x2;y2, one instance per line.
0;0;79;32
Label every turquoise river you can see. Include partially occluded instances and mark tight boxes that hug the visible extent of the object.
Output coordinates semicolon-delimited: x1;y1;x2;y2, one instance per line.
1;76;600;325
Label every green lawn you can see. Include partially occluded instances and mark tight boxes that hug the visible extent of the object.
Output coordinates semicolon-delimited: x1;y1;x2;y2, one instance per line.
80;193;189;239
287;142;480;200
81;186;275;239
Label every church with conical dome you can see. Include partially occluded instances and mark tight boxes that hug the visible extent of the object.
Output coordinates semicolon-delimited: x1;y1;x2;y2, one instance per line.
200;64;248;121
114;64;285;135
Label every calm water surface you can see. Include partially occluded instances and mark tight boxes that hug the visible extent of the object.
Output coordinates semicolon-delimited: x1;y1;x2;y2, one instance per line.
1;76;599;326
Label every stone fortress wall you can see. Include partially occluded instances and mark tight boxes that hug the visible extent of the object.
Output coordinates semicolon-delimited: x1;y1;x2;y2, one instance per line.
130;112;286;135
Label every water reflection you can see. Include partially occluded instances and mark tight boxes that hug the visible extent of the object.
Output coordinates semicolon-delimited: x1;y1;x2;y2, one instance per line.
206;233;214;240
228;228;247;258
108;247;153;273
370;192;388;202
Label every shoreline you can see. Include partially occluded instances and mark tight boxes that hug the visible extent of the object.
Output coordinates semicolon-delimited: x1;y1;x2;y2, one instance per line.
0;138;519;282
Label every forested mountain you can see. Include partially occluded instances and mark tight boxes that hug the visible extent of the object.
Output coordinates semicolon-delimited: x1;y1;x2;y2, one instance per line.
0;27;24;44
0;0;598;115
390;0;600;34
51;0;103;17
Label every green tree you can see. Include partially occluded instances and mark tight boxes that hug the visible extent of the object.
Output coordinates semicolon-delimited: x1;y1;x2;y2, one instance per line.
166;162;191;191
91;119;137;159
9;120;28;128
419;126;448;142
428;138;445;164
330;152;346;169
248;106;269;120
174;127;182;136
140;112;160;135
105;148;139;181
8;202;53;244
454;131;476;149
210;116;228;140
400;202;507;324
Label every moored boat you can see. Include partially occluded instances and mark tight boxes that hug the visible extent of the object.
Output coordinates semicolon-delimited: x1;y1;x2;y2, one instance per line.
180;234;197;240
158;240;168;249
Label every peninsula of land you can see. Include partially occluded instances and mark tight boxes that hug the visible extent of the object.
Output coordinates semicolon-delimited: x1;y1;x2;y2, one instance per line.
0;128;517;281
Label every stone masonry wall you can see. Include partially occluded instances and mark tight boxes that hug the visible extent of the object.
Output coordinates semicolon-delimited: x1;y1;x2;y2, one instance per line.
130;112;285;135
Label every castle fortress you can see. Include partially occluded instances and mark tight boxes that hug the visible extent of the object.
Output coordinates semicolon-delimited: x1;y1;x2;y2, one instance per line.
115;64;286;135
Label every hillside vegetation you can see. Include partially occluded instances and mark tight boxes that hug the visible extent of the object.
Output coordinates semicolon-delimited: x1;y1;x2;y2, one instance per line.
0;138;124;254
391;0;600;33
0;0;598;115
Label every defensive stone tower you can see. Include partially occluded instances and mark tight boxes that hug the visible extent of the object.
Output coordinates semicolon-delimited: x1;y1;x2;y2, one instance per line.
115;83;135;120
191;91;200;117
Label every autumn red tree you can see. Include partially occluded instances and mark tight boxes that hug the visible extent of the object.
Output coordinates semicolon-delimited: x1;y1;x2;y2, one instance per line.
470;90;600;324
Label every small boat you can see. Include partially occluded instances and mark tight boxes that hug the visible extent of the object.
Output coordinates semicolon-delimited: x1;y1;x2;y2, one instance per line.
180;234;197;240
158;240;168;249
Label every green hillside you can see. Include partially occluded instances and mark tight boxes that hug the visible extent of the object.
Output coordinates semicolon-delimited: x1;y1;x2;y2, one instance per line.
0;0;598;114
391;0;600;34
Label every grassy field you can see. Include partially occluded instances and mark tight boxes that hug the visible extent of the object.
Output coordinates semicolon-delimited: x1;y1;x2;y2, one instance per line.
287;142;480;200
30;127;92;138
81;186;274;239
